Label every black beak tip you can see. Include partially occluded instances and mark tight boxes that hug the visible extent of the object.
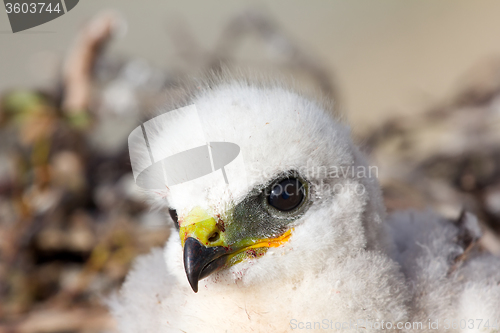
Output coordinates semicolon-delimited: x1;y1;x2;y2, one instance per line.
183;237;228;293
188;278;199;293
183;237;202;293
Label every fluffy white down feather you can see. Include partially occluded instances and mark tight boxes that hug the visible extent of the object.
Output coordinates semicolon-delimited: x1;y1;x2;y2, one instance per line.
109;81;500;333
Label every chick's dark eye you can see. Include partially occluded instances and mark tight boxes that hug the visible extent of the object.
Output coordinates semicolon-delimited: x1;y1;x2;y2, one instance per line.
169;209;179;230
268;178;305;211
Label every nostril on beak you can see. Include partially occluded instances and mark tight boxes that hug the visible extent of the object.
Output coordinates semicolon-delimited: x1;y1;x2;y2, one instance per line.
208;232;220;243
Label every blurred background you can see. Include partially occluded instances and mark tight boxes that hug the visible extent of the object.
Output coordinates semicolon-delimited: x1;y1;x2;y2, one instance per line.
1;1;500;332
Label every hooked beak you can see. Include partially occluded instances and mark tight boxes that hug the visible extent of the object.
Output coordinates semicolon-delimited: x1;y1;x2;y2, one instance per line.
183;237;227;292
180;207;293;293
180;207;228;293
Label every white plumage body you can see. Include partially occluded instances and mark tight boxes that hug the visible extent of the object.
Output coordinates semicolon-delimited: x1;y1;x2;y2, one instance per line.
110;81;500;332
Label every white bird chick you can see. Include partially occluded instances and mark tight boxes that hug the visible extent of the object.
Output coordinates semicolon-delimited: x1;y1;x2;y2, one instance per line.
110;80;500;332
